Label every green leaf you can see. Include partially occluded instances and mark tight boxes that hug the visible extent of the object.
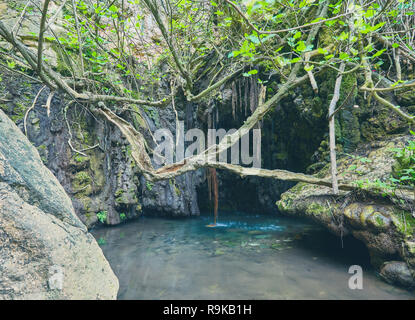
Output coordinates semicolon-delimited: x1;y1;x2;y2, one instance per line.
317;47;328;55
372;49;386;58
339;52;350;60
295;41;306;52
338;31;349;41
364;9;375;18
304;65;314;72
293;31;301;40
108;4;118;13
247;34;260;44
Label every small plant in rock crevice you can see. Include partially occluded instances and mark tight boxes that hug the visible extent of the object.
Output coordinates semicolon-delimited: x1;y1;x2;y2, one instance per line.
391;131;415;190
96;210;107;223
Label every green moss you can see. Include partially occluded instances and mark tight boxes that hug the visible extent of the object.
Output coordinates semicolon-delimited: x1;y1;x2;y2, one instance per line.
174;184;181;196
22;80;32;89
290;182;307;193
75;171;90;182
305;202;330;217
37;144;48;163
10;101;27;122
276;182;312;212
169;178;181;196
375;215;385;227
143;107;160;127
125;145;132;158
115;189;124;197
276;194;294;211
77;196;92;212
146;181;154;191
0;104;9;112
72;171;92;195
115;191;125;204
130;105;148;130
89;152;105;190
359;205;375;225
406;241;415;255
74;155;89;163
340;72;357;102
115;187;139;206
37;144;46;151
392;210;415;237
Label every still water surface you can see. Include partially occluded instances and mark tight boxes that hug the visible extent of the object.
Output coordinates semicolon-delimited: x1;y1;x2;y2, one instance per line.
92;213;415;299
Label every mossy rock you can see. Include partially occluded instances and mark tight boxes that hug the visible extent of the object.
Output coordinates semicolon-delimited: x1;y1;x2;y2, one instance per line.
114;188;139;206
89;152;105;191
396;87;415;107
73;155;90;163
0;103;9;112
391;210;415;238
305;202;331;218
10;100;27;123
72;171;92;196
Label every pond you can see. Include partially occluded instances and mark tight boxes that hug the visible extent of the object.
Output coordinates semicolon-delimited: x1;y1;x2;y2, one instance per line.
92;213;415;300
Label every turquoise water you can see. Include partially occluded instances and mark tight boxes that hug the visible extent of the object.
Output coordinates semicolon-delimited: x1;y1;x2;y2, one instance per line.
92;213;415;300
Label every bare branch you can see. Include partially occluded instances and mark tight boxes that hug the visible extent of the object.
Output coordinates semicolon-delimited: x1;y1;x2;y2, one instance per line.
37;0;51;75
223;0;353;35
328;63;345;195
24;85;47;136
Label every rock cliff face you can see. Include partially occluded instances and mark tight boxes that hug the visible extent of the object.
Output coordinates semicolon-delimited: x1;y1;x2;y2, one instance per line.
277;135;415;288
0;109;119;299
0;69;203;226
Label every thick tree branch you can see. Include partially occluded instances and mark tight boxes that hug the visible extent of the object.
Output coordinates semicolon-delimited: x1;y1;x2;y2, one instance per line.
358;35;415;125
0;21;172;107
328;63;345;195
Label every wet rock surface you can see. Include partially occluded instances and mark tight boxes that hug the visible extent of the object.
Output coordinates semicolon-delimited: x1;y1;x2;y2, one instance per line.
380;261;415;288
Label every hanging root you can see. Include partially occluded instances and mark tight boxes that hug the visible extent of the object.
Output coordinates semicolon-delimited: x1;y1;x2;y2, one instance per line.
207;168;219;225
93;103;359;191
24;85;46;136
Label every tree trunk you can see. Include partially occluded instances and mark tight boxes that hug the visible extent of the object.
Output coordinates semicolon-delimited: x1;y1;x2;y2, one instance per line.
328;63;345;195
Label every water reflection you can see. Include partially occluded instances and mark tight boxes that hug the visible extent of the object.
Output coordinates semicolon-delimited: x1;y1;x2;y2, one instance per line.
92;212;415;300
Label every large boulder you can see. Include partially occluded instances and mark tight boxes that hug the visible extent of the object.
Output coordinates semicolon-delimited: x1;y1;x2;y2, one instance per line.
277;134;415;288
0;109;119;299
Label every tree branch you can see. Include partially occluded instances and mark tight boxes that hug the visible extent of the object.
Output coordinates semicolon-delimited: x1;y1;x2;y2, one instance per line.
37;0;51;75
223;0;353;35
